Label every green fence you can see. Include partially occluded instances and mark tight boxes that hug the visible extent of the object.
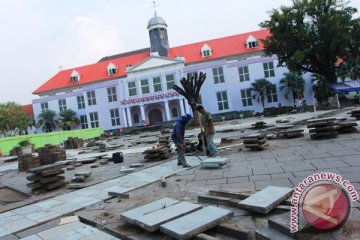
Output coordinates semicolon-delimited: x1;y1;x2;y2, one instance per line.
0;128;103;155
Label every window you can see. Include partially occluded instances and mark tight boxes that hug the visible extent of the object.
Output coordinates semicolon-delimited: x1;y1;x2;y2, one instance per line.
171;108;178;118
40;102;48;111
107;87;117;102
89;112;99;128
238;66;250;82
70;70;80;82
160;28;167;39
141;79;150;94
213;67;225;84
241;89;253;106
166;74;175;90
87;90;97;106
201;43;212;57
267;84;278;103
110;108;121;126
153;77;162;92
216;91;229;111
107;63;117;75
248;41;259;49
80;115;88;129
128;81;137;96
77;96;85;109
263;62;275;78
58;99;67;112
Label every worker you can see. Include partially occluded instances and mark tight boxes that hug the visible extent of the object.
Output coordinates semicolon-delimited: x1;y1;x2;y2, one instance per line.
171;114;192;167
196;105;218;157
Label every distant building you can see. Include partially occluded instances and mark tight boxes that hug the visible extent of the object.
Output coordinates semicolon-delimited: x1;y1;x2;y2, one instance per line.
32;14;314;132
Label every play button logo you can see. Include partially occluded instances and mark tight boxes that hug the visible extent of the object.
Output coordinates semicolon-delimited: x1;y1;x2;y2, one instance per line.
301;183;351;231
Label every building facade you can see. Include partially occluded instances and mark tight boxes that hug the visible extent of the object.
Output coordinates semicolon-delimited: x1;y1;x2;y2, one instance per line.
32;15;314;132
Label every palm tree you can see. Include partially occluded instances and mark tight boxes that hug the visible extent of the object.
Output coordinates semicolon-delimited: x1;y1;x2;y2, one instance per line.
279;72;305;108
250;78;273;108
37;109;58;132
59;109;79;131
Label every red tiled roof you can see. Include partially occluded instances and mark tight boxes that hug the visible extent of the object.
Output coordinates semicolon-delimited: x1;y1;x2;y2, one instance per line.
33;29;269;94
22;104;34;117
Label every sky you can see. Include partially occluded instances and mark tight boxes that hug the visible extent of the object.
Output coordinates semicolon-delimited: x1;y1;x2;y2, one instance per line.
0;0;359;105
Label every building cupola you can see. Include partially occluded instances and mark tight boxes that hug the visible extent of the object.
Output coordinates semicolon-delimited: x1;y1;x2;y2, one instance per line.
147;13;169;57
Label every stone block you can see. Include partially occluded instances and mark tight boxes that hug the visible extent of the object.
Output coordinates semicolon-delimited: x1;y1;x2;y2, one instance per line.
238;186;293;214
120;198;179;224
133;202;202;232
255;227;294;240
160;206;233;240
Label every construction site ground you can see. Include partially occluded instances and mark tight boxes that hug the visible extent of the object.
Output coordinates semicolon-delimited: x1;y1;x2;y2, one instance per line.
0;108;359;239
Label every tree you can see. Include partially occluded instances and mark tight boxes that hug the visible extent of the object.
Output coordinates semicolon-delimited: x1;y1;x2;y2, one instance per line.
37;110;58;133
0;102;33;136
59;109;80;131
312;73;331;103
337;56;360;80
279;72;305;108
260;0;360;84
173;72;207;123
250;78;274;108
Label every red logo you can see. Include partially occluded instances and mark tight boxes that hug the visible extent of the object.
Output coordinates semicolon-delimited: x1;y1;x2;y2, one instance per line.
301;183;351;231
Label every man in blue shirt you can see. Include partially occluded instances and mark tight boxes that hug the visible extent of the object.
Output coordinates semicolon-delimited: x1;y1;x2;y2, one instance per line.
171;114;192;167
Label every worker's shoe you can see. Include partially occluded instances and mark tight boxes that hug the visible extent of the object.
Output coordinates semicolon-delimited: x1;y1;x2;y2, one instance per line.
182;163;191;168
177;162;183;166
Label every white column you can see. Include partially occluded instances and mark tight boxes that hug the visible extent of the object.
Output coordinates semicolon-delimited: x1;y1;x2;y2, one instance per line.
164;101;170;121
179;99;185;116
140;105;145;122
126;107;132;127
184;99;190;114
122;108;128;128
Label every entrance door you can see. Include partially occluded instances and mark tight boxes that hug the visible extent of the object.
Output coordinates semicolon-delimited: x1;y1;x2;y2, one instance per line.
148;108;163;124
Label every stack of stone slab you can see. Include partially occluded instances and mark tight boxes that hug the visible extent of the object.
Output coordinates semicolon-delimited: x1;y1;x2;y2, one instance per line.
277;128;304;139
18;154;41;171
143;146;169;161
307;118;338;139
243;133;269;150
71;171;92;183
251;121;272;129
63;137;83;149
38;144;66;165
121;197;233;239
158;132;173;159
26;162;67;194
348;109;360;120
336;122;358;134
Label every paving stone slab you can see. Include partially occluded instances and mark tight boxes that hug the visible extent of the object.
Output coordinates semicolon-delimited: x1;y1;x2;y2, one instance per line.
133;202;202;232
160;206;234;240
238;186;293;214
121;198;180;224
201;157;229;169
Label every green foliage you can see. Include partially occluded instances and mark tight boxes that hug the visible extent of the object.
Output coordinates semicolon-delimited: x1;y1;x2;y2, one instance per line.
37;109;58;133
311;73;332;103
18;139;31;147
250;78;274;108
280;72;305;107
337;56;360;80
59;109;80;131
0;102;33;136
260;0;360;84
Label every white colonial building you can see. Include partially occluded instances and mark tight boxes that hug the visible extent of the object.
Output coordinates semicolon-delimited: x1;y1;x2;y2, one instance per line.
32;14;314;132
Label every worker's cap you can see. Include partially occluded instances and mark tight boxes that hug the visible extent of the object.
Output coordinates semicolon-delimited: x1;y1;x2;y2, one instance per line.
181;114;192;120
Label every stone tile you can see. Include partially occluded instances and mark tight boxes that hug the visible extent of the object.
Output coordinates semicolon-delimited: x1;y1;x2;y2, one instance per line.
25;210;60;223
206;178;227;185
52;203;83;214
291;170;315;178
238;186;293;214
35;222;84;239
329;150;360;157
33;199;64;210
254;179;294;191
67;196;100;207
270;173;294;180
1;217;37;233
301;152;333;160
12;205;42;215
281;163;316;172
226;176;249;184
221;182;255;192
75;225;98;236
311;160;349;169
249;174;271;182
223;169;252;178
186;180;207;188
338;166;360;173
0;211;23;225
252;166;284;175
194;172;224;181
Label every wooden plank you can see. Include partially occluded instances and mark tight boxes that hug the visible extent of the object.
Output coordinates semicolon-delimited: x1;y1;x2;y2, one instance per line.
160;206;233;240
238;186;293;214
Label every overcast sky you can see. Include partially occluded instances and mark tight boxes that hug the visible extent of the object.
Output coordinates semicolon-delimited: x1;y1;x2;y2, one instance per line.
0;0;359;104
